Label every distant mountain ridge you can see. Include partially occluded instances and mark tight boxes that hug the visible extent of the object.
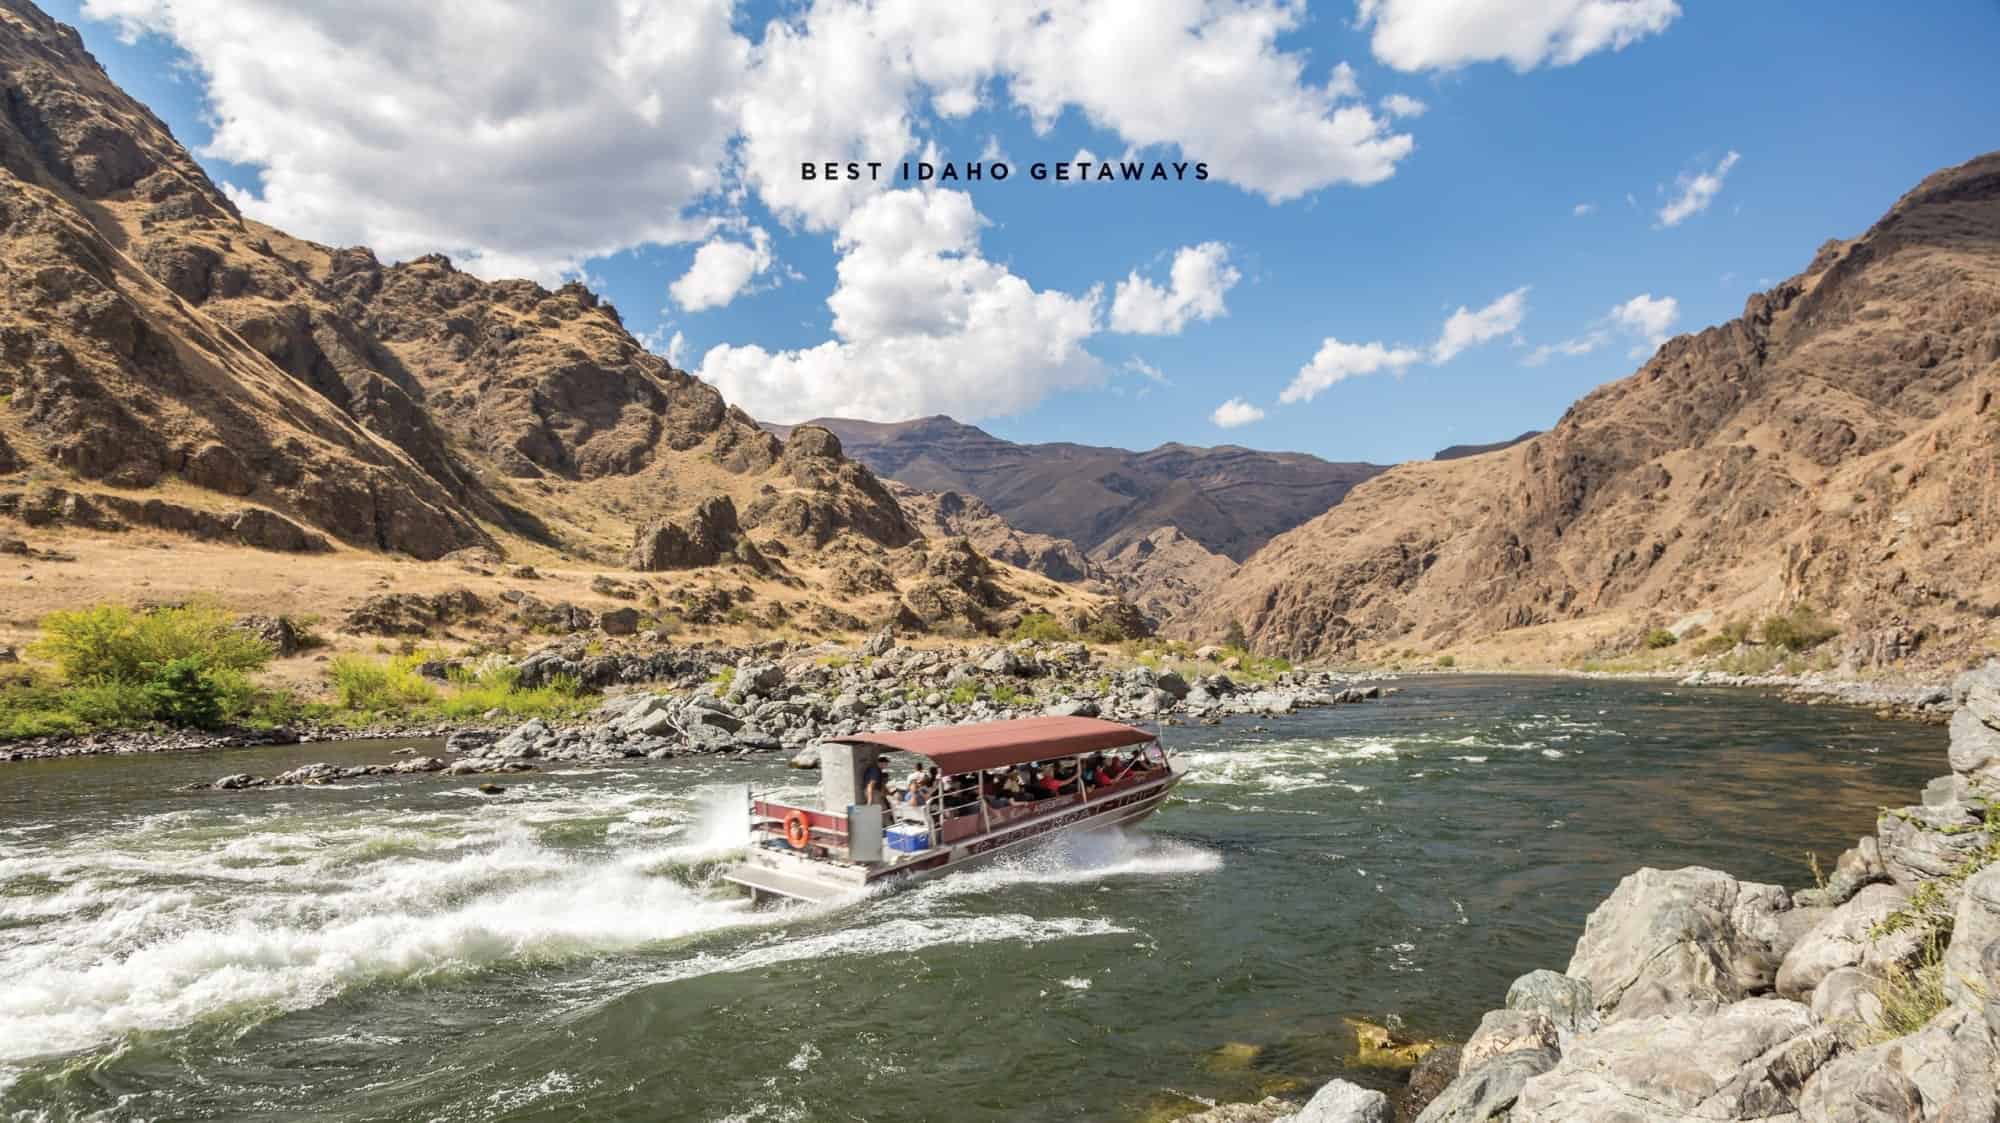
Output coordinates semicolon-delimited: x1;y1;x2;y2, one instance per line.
765;415;1387;563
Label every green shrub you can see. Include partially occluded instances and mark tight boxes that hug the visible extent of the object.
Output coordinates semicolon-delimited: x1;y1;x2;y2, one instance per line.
1435;654;1457;668
1222;619;1248;649
1644;628;1679;649
1761;605;1839;652
329;654;438;713
947;682;978;706
711;665;737;691
141;657;225;729
1010;613;1072;643
1692;632;1737;657
34;603;271;684
991;683;1031;705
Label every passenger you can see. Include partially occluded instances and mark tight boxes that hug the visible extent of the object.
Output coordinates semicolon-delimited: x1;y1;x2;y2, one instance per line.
1000;770;1028;804
1035;766;1064;798
906;768;934;806
1099;754;1128;785
862;754;891;808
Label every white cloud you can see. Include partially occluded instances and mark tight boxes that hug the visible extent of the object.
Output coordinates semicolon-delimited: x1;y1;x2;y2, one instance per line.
1609;292;1678;354
87;0;744;284
1430;286;1529;363
669;228;776;312
1657;150;1740;228
697;189;1103;422
1359;0;1681;72
1110;242;1242;335
1211;398;1266;428
1280;339;1424;404
1379;92;1428;118
1523;291;1679;364
1572;201;1596;216
1124;356;1169;383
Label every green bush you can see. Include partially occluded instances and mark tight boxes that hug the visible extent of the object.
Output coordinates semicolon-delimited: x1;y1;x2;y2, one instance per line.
1435;654;1457;668
1222;619;1248;649
329;654;439;713
991;683;1031;705
34;603;271;684
947;682;978;706
1009;613;1072;643
142;656;226;729
1761;605;1839;652
1644;628;1679;649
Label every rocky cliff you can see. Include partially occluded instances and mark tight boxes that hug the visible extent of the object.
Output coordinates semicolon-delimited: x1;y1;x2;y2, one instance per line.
0;1;1131;640
769;414;1387;563
1180;152;2000;671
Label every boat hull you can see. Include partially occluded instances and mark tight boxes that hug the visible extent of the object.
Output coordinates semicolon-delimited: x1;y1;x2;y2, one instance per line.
723;772;1180;905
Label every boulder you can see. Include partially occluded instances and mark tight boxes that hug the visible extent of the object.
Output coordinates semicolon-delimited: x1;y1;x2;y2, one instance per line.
1947;706;2000;791
1155;669;1191;699
1288;1078;1390;1123
788;745;821;769
1944;864;2000;1009
1505;970;1598;1042
1459;1009;1558;1075
598;606;641;636
1877;803;1989;885
234;613;302;657
1796;1004;1996;1122
1566;867;1799;1021
211;773;260;790
1776;884;1918;1001
1797;838;1888;909
1809;966;1888;1031
1511;999;1839;1122
1415;1047;1559;1123
862;626;896;658
627;494;741;570
1043;698;1100;718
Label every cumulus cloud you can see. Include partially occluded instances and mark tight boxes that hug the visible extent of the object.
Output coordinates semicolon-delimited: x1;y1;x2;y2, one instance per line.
670;228;776;312
93;0;1421;284
1110;242;1241;335
1279;339;1424;404
1657;150;1741;228
86;0;744;284
1523;291;1679;365
1211;398;1266;428
697;189;1103;422
1278;284;1528;405
1379;92;1428;118
1359;0;1681;72
1431;286;1529;363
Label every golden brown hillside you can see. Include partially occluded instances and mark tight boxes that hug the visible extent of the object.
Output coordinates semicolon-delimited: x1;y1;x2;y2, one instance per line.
1177;152;2000;672
0;0;1140;647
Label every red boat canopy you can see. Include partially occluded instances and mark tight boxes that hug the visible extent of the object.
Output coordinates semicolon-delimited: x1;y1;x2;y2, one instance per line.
828;715;1155;775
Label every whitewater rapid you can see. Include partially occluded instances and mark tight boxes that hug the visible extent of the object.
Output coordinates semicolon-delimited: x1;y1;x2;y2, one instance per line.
0;769;1218;1074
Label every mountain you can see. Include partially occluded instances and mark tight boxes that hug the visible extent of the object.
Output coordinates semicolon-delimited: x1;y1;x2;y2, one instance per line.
0;0;1137;641
1178;151;2000;671
766;415;1387;562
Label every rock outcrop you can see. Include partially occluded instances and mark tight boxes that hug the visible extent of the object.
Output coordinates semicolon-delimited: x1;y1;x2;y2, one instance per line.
1180;151;2000;671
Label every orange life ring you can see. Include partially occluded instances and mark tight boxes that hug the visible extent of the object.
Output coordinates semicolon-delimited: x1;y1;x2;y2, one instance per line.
783;809;811;850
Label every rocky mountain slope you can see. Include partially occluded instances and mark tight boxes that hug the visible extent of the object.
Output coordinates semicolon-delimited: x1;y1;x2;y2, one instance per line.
1180;151;2000;671
0;0;1135;642
768;415;1387;563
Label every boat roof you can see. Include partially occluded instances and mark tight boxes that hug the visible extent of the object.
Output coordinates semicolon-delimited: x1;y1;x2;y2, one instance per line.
828;715;1155;774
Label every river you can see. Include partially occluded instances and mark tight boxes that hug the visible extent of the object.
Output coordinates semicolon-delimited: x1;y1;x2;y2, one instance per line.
0;676;1946;1122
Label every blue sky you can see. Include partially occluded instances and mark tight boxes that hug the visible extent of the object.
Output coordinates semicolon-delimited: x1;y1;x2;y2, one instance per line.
47;0;2000;464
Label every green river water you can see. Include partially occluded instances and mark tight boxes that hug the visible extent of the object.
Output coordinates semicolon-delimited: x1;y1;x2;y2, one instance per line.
0;676;1947;1121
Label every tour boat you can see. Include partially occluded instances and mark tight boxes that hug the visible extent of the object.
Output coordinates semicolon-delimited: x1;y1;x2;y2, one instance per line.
720;715;1181;904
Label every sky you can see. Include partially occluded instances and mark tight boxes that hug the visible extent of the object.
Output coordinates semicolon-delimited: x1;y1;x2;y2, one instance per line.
42;0;2000;464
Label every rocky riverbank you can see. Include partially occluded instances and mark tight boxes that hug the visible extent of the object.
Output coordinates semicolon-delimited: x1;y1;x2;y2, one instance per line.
1;628;1393;767
1193;662;2000;1123
171;629;1395;787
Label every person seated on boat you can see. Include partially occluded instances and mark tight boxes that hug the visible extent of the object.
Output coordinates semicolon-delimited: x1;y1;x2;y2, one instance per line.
997;769;1028;805
1127;749;1152;774
1099;753;1130;785
903;767;934;807
1035;765;1065;799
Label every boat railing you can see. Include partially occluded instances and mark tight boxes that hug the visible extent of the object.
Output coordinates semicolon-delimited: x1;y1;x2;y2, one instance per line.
749;796;849;854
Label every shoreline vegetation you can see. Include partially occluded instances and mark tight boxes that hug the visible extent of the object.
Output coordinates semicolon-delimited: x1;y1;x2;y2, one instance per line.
0;598;1965;763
